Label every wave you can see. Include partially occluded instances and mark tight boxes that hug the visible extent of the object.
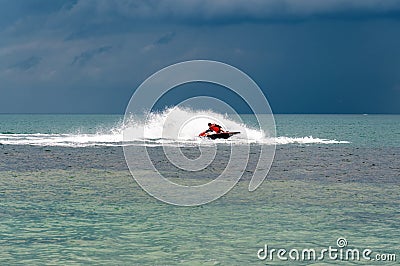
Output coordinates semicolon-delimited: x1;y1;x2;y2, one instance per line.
0;107;349;147
0;134;349;147
274;136;349;145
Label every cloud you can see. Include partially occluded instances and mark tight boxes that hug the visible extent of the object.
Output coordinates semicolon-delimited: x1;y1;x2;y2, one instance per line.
155;31;176;45
1;0;400;113
71;45;112;65
9;56;42;70
3;0;399;41
143;31;176;52
61;0;400;25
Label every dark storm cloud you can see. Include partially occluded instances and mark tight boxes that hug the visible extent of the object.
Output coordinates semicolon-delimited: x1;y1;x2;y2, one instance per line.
59;0;400;24
5;0;399;34
0;0;399;113
2;1;399;41
0;0;74;27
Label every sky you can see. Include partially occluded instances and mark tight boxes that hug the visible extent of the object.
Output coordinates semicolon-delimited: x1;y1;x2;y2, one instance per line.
0;0;399;114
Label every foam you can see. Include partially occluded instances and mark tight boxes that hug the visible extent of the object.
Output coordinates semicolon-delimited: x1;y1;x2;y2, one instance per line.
0;107;349;147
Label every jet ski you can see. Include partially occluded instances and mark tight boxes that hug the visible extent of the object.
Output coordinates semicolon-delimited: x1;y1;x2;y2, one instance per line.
199;131;240;139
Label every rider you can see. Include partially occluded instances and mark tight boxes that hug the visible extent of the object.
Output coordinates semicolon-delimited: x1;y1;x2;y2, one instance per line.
205;123;225;134
199;123;226;137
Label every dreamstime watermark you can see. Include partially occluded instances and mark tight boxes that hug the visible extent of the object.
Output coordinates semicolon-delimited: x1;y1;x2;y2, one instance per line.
123;60;276;206
257;237;397;262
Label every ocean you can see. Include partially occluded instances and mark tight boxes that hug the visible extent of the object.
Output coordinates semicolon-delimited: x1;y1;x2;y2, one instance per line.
0;111;399;265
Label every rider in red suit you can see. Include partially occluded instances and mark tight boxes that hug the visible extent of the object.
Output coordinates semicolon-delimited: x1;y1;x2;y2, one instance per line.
207;123;224;133
199;123;225;136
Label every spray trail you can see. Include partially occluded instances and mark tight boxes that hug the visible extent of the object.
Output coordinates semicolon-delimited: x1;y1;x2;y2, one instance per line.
0;107;349;147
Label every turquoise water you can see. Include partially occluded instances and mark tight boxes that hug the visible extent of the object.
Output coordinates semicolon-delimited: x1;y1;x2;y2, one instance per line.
0;114;122;135
0;114;399;265
1;167;398;265
275;114;400;148
1;114;399;147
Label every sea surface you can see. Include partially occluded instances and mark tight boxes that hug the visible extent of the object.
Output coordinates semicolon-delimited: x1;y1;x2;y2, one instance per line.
0;112;399;265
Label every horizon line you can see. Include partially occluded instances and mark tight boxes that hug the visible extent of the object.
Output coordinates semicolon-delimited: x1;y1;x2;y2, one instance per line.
0;112;399;115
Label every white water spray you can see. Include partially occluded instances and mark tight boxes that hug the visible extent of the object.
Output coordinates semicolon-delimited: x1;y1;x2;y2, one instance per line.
0;107;349;147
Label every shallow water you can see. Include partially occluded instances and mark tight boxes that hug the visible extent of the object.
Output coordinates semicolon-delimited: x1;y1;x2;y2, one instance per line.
0;113;399;264
1;170;398;265
0;145;399;265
